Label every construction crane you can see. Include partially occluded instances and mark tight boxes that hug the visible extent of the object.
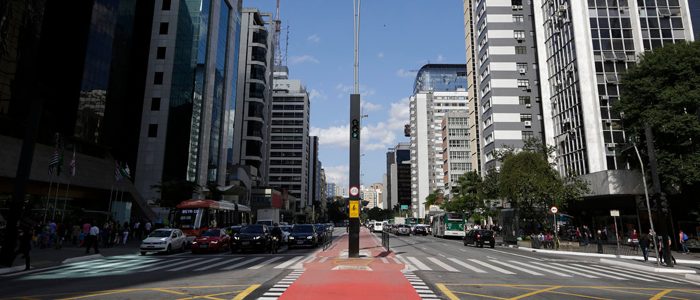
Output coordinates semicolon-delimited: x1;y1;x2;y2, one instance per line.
273;0;284;67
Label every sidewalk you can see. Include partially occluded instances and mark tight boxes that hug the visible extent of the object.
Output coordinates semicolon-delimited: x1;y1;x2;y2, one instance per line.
278;227;421;300
0;240;141;274
515;245;700;266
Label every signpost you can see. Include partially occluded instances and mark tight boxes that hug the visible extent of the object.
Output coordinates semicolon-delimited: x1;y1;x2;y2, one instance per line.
550;206;558;249
348;94;361;258
611;210;621;254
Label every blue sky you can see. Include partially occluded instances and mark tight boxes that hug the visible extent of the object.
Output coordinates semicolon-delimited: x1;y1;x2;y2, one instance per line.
250;0;466;189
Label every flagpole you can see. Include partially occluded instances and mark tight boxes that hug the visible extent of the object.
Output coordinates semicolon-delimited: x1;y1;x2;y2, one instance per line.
44;174;54;224
52;179;61;221
62;179;71;222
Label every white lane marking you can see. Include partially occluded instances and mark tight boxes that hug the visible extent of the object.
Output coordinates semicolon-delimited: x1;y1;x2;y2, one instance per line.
551;263;624;280
380;257;389;264
263;292;284;296
395;255;416;271
602;265;690;284
447;258;487;273
318;257;329;263
220;257;263;270
427;257;459;272
438;253;447;258
486;249;543;261
488;260;543;276
459;249;467;252
268;288;287;292
194;257;243;271
249;257;284;270
257;297;279;300
571;263;654;282
468;259;515;274
390;257;401;264
407;257;432;271
168;258;221;271
273;256;305;269
530;261;598;278
132;259;191;272
508;260;571;277
290;255;316;270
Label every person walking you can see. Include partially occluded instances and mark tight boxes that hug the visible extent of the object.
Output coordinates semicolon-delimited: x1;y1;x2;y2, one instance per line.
16;226;32;271
679;230;690;254
86;222;100;254
639;233;650;262
630;229;639;251
133;221;141;240
596;229;604;253
144;221;152;236
122;223;130;245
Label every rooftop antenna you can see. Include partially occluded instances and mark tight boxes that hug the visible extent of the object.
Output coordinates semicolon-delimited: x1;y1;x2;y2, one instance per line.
284;25;290;67
353;0;361;94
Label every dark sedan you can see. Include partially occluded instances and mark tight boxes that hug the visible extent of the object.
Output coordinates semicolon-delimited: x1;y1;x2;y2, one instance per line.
288;224;318;248
231;224;271;253
463;229;496;248
413;225;429;235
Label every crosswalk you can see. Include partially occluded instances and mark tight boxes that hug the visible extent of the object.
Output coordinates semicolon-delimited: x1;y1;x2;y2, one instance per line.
18;255;314;280
395;254;696;285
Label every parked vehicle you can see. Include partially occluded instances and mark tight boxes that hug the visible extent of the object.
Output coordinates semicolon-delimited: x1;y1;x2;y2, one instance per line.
463;229;496;248
140;228;187;255
395;224;411;236
231;224;271;253
289;224;319;248
191;228;230;253
372;222;384;233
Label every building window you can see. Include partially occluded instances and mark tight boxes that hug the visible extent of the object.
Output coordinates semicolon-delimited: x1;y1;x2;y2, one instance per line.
162;0;171;10
520;114;532;122
154;72;164;85
519;96;531;105
156;47;166;59
159;22;169;35
515;46;527;54
522;131;534;141
514;30;526;40
151;98;161;111
517;79;529;89
148;124;158;137
513;15;524;23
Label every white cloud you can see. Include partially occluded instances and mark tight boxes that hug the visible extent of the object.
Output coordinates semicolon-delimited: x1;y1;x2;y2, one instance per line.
361;101;382;112
309;89;327;101
307;34;321;43
396;68;417;78
289;55;320;65
387;97;410;130
311;122;397;152
324;165;349;187
377;52;385;59
437;54;445;62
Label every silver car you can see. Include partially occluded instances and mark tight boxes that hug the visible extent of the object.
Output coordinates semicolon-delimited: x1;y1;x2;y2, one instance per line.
395;224;411;236
140;228;187;255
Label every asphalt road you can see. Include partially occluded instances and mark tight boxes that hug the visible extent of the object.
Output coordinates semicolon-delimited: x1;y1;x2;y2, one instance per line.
383;232;700;299
0;228;346;300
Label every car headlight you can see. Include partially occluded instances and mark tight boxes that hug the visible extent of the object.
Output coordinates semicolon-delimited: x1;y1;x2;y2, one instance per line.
289;236;295;240
192;241;198;244
234;236;240;240
211;241;218;244
253;236;261;240
307;236;313;240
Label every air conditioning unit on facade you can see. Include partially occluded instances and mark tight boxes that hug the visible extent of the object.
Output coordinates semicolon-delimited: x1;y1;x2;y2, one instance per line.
524;121;532;127
519;68;527;74
526;103;532;108
606;143;616;149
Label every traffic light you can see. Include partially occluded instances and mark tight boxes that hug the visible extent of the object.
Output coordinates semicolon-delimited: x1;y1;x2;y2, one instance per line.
351;119;360;139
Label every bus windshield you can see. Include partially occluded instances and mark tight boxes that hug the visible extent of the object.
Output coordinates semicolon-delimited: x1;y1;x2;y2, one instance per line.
447;213;464;221
176;209;201;229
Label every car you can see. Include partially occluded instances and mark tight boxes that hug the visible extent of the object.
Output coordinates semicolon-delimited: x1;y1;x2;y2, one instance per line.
280;225;293;244
314;224;328;243
191;228;230;253
372;222;384;233
325;223;334;232
231;224;271;253
395;224;411;236
288;224;318;248
413;225;429;235
140;228;187;255
463;229;496;248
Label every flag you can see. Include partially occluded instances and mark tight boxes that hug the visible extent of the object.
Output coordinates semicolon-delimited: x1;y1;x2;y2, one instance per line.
124;163;131;179
48;148;59;175
118;162;130;180
48;133;63;176
69;149;76;176
114;161;123;181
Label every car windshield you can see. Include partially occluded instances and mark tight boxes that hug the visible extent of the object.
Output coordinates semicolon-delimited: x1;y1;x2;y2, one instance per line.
148;230;172;238
292;225;314;233
201;229;220;237
281;226;292;232
241;225;264;234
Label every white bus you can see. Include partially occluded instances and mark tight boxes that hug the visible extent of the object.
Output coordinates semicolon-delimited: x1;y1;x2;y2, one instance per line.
431;212;466;238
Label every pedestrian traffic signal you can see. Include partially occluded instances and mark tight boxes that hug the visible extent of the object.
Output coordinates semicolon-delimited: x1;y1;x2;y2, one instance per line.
351;119;360;139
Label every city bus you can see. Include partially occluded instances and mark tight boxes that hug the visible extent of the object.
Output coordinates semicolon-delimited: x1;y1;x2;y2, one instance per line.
431;212;466;238
172;199;251;242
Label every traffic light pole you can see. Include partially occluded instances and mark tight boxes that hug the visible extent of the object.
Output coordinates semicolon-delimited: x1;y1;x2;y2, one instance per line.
348;94;361;258
645;124;673;267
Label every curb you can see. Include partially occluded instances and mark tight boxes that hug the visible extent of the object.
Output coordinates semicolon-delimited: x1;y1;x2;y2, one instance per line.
62;254;103;264
600;258;697;274
0;266;26;275
516;246;700;265
686;274;700;282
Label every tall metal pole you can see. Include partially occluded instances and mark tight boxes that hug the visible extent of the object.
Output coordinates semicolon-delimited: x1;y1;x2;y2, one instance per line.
645;124;673;267
348;0;362;258
634;143;661;267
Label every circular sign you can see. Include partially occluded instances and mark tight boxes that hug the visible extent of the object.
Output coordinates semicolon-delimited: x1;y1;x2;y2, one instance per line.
350;186;359;197
550;206;558;214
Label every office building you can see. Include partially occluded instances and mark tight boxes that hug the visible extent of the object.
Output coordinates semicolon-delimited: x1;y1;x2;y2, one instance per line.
326;182;337;200
386;142;411;212
309;136;321;206
442;110;471;198
409;64;468;218
463;0;482;174
269;67;310;215
135;0;243;204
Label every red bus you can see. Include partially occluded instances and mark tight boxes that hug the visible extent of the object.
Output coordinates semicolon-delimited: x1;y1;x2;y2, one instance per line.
173;199;251;242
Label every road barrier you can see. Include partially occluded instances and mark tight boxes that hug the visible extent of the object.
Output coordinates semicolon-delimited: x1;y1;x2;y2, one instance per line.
322;230;333;251
382;230;390;252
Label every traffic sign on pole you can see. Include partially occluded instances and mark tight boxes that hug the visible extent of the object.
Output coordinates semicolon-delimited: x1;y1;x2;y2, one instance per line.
550;206;558;214
349;200;359;218
350;186;359;197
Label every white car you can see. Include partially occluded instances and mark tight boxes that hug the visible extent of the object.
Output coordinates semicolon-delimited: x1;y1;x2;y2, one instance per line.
140;228;187;255
373;222;384;233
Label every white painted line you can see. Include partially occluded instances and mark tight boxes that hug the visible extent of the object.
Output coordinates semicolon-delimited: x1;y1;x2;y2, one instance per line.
249;257;284;270
489;260;543;276
273;284;291;288
427;257;459;272
407;257;432;271
459;249;467;252
447;258;486;273
487;249;543;261
195;257;243;271
395;256;416;272
272;256;304;269
390;257;402;264
256;297;278;300
508;260;571;277
468;259;515;274
221;257;263;270
135;259;191;272
438;253;447;258
601;265;681;284
413;286;430;290
318;257;329;263
530;261;598;278
290;256;315;269
550;263;621;280
263;292;284;296
571;263;654;282
380;257;389;264
268;288;287;292
168;258;221;272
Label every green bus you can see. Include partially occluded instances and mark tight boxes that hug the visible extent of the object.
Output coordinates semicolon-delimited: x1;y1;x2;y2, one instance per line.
431;212;466;238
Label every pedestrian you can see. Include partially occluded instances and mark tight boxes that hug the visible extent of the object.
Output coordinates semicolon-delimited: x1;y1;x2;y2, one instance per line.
630;229;639;251
133;221;141;240
122;224;129;245
658;235;677;265
86;221;100;254
582;225;590;246
16;226;32;270
71;224;80;246
596;229;604;253
679;230;690;254
145;221;152;236
639;233;650;262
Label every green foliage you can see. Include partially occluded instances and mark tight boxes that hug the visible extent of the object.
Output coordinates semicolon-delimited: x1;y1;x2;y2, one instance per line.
443;171;496;220
616;41;700;192
366;207;394;221
327;199;348;222
425;190;443;208
151;180;200;208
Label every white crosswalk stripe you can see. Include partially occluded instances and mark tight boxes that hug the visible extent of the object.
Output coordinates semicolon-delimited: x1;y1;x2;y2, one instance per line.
551;263;623;280
468;259;515;274
530;261;599;278
221;257;264;270
426;257;458;272
570;263;654;282
249;257;284;270
407;257;432;271
508;261;571;277
601;265;686;284
488;260;543;276
273;256;305;269
447;258;487;273
134;259;192;272
194;257;243;271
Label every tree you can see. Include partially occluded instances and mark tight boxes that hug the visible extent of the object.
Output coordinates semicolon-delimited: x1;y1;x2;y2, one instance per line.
151;180;200;208
425;190;444;209
616;41;700;193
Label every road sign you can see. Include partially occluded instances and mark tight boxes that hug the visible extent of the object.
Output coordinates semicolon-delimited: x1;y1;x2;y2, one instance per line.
550;206;558;214
350;186;359;197
610;209;620;217
400;205;409;210
349;200;359;218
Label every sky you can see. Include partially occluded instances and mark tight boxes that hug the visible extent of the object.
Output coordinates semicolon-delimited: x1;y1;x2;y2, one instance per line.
249;0;467;190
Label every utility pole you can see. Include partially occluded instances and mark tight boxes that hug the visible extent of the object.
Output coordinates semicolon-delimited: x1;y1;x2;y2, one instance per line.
645;124;673;267
348;0;362;258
